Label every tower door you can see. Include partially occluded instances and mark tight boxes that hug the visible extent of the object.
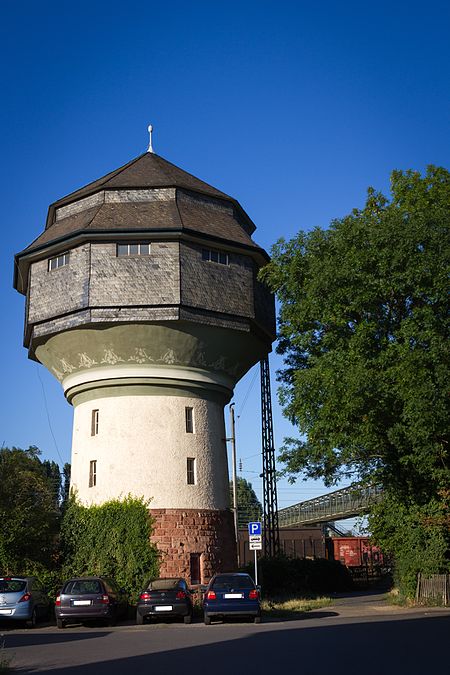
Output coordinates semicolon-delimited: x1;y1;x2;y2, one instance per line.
190;553;201;585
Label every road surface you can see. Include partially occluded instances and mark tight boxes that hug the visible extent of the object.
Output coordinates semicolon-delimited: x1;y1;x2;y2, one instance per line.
2;591;449;674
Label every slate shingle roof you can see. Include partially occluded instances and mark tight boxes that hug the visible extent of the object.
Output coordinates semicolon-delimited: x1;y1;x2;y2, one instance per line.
15;151;267;293
22;152;260;250
52;151;233;208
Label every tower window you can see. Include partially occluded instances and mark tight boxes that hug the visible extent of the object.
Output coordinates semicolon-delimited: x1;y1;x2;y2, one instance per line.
187;458;196;485
91;409;99;436
48;252;69;270
117;243;150;256
185;407;194;433
201;248;229;265
89;460;97;488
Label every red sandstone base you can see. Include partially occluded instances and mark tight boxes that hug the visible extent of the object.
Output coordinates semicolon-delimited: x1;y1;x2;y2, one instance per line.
149;508;237;584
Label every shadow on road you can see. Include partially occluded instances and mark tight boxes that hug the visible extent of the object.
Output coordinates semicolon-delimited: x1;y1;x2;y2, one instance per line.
10;614;450;675
1;630;110;648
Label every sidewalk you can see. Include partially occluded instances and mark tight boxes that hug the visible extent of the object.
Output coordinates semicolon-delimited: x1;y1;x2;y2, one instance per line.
323;588;450;621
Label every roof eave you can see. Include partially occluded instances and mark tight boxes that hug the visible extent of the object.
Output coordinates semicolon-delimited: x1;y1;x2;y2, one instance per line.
14;227;270;295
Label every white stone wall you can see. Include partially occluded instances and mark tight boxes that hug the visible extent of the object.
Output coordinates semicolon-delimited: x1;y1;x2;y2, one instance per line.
70;392;230;510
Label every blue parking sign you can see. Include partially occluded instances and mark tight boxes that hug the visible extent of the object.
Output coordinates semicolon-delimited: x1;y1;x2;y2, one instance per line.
248;521;262;536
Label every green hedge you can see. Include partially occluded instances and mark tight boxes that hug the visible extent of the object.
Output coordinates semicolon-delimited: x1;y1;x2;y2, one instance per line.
61;494;159;600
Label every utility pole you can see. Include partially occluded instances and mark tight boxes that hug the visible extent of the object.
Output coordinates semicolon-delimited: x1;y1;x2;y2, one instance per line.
229;403;240;565
260;356;280;558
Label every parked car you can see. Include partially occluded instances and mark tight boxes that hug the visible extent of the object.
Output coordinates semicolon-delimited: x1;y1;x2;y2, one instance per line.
0;576;50;627
55;577;128;628
203;573;261;625
136;578;193;624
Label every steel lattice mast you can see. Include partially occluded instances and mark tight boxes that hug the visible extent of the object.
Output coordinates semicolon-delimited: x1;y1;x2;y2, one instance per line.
260;356;280;557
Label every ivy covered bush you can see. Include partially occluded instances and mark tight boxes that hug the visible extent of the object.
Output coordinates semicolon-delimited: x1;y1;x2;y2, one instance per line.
61;495;159;600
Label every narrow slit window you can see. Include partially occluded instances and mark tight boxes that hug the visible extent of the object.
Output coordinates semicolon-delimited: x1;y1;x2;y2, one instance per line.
91;409;99;436
185;407;194;433
89;460;97;488
187;458;196;485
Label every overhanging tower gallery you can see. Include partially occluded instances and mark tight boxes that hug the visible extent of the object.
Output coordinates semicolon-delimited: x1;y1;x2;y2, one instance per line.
14;137;275;582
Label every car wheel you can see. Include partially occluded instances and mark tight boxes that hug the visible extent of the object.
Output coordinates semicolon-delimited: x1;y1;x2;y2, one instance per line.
204;615;211;625
254;615;262;624
183;613;192;624
56;618;65;629
136;612;144;625
26;608;38;628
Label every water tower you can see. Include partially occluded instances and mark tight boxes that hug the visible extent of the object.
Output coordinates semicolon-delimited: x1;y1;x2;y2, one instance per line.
14;131;275;582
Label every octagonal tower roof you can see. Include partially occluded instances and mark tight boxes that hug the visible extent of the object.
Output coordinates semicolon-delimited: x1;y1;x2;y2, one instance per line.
15;150;267;294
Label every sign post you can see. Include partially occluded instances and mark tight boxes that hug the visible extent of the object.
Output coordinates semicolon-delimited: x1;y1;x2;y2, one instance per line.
248;522;262;587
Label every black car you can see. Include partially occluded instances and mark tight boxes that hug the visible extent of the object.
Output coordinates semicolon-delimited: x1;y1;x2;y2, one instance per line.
55;577;128;628
136;578;193;624
203;573;261;624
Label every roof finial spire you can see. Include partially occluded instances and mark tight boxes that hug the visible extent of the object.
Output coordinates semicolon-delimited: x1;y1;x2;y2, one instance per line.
147;124;154;153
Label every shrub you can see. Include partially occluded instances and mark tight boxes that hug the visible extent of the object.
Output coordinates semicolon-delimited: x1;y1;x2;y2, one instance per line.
242;554;353;596
369;491;450;599
61;494;159;600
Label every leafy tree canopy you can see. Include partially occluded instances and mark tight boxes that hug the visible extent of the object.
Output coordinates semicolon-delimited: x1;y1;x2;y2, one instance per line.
260;166;449;501
230;477;263;528
0;446;62;572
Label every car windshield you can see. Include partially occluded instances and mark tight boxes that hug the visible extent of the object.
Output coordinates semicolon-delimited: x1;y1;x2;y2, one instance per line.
0;579;26;593
147;579;180;591
211;575;254;590
63;580;102;595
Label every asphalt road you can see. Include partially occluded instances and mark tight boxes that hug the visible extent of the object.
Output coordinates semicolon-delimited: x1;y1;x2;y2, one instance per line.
2;593;449;674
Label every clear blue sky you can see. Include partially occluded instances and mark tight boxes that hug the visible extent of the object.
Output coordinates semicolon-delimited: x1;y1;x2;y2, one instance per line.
1;1;449;518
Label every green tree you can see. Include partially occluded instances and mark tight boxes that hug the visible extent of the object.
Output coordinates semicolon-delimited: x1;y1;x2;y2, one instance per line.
260;167;450;595
230;477;263;528
61;463;71;511
0;446;61;572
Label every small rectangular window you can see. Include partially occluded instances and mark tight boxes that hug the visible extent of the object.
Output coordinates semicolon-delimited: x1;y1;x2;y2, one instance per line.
89;460;97;488
185;407;194;433
187;458;196;485
48;252;69;270
91;409;99;436
117;243;151;256
201;248;229;265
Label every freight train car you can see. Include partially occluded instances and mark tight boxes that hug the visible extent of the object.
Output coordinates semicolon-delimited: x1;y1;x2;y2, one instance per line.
329;537;384;567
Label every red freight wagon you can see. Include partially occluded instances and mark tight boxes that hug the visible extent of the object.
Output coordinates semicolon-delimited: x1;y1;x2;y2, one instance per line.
332;537;383;567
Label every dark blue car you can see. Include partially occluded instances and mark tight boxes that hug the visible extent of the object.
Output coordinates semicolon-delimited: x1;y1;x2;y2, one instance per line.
203;573;261;625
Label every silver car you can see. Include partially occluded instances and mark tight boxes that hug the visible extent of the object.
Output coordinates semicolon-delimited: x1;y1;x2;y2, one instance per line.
0;576;50;627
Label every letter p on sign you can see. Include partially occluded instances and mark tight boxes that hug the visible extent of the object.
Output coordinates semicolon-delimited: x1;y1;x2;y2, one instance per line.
248;521;262;536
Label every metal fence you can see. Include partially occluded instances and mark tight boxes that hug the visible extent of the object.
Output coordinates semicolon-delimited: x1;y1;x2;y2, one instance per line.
278;484;384;527
416;573;450;606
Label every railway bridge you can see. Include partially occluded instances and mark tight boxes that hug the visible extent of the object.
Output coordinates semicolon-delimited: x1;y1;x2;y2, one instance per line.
278;484;383;528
